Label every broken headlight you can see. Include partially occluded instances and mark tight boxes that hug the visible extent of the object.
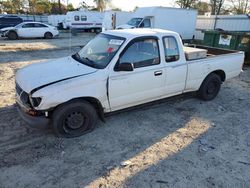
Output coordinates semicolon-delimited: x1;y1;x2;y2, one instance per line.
30;97;42;107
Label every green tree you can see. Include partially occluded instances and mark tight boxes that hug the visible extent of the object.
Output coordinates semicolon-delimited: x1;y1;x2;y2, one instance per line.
51;2;67;14
67;3;74;11
36;0;51;14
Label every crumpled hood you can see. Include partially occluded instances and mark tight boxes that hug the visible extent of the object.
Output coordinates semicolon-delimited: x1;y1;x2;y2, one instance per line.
16;56;97;93
116;24;135;29
0;27;15;32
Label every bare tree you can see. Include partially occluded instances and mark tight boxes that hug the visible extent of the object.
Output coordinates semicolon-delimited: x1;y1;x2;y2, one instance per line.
210;0;225;15
175;0;197;8
228;0;249;14
93;0;110;12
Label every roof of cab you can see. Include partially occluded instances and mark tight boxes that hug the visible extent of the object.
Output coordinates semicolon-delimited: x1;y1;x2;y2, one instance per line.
102;28;178;39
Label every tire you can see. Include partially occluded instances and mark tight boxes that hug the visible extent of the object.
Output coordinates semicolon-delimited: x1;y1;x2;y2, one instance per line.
52;100;97;138
197;73;222;101
7;31;18;40
44;32;53;39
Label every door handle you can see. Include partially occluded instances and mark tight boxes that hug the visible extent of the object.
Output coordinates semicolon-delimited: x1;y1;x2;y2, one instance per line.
154;70;162;76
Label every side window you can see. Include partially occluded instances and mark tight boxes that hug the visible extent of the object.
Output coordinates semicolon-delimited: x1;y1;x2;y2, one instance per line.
143;19;151;28
120;38;160;68
74;15;80;21
163;37;180;62
34;23;47;27
22;23;35;28
81;15;87;21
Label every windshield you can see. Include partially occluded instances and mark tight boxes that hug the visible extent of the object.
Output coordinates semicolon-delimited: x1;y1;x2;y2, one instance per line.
72;33;125;69
127;18;143;27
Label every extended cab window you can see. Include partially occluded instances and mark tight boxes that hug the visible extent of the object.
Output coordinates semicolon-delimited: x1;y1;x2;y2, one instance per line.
163;36;180;62
120;38;160;68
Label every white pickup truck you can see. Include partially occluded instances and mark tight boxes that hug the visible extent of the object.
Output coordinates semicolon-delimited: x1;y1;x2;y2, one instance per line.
16;29;244;137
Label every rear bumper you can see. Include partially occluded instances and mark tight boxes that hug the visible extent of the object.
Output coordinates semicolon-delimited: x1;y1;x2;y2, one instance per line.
17;104;50;129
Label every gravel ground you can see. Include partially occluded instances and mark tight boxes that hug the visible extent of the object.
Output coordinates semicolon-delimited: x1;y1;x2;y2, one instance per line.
0;34;250;188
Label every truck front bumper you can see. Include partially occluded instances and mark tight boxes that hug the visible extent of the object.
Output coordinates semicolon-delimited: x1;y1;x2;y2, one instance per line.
17;104;50;129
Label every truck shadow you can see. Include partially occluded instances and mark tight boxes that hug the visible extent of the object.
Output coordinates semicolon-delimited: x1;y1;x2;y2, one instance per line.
0;83;249;187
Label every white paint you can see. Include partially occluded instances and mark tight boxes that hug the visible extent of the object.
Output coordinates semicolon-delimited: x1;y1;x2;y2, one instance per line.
15;28;244;113
116;7;197;40
0;22;59;38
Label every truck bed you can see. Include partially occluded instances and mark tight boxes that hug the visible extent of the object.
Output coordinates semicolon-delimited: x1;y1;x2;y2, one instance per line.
183;44;244;92
185;45;241;59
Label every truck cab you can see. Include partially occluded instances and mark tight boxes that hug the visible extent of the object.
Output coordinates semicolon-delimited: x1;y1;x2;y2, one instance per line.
15;29;244;137
117;17;153;29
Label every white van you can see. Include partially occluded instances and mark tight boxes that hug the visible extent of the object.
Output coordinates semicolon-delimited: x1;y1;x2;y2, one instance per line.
102;11;132;31
116;7;197;40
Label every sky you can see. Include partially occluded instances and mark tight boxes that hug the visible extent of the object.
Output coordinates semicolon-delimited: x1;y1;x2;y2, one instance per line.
68;0;174;11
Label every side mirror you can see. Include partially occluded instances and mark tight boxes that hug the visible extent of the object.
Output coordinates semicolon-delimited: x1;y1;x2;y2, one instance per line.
116;62;134;71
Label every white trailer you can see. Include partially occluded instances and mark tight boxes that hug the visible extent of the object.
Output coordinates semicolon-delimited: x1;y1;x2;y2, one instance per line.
63;10;104;32
117;7;197;40
102;11;132;31
48;15;66;27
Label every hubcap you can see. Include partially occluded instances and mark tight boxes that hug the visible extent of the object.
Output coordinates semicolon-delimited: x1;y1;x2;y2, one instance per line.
65;112;85;130
207;81;217;94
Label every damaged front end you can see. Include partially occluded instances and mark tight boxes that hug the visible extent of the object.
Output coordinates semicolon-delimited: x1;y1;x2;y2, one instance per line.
16;83;50;129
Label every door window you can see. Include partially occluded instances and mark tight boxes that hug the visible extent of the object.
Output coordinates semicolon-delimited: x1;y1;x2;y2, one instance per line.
163;36;180;62
34;23;48;27
120;38;160;68
142;19;151;28
22;23;35;28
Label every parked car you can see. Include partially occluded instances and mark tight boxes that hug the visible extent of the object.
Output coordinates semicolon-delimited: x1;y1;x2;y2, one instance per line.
0;22;59;39
0;15;23;29
15;29;244;137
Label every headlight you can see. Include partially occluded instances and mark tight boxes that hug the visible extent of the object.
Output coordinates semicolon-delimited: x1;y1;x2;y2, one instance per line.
30;96;42;107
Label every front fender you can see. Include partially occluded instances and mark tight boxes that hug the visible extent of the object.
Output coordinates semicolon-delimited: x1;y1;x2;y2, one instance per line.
32;72;110;112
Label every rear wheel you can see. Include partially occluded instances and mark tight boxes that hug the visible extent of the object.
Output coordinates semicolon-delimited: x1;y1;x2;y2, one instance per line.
197;73;222;101
52;100;97;137
7;31;18;40
44;32;53;39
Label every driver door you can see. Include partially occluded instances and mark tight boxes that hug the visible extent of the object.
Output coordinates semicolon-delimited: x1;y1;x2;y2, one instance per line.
109;37;165;111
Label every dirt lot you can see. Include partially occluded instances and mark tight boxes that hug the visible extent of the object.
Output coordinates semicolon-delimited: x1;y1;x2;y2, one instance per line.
0;33;250;188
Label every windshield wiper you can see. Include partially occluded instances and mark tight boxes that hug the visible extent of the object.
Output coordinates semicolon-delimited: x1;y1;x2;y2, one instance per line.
72;53;100;69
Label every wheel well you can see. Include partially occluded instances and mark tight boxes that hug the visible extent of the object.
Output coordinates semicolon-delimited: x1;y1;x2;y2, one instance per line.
8;30;17;34
51;97;105;121
45;32;52;35
211;70;226;82
81;97;104;121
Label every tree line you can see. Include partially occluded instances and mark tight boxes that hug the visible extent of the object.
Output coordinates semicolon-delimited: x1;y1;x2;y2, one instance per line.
0;0;249;15
176;0;250;15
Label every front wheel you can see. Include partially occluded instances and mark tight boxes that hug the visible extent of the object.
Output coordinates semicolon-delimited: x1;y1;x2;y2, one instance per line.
7;31;18;40
44;32;53;39
197;73;222;101
52;100;97;138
